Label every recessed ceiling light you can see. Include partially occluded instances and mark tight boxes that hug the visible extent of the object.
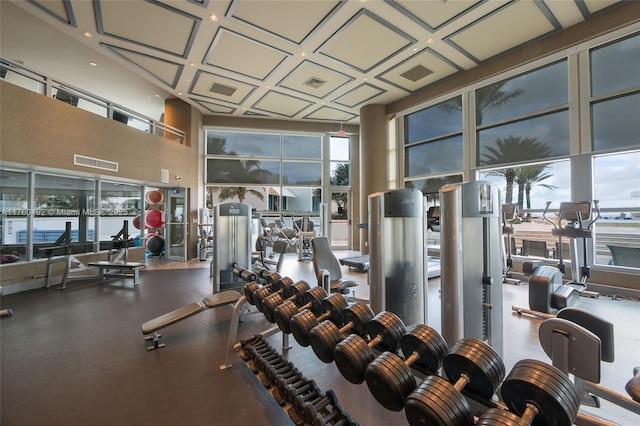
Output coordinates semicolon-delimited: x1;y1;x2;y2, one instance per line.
300;52;307;57
209;14;218;21
189;62;196;67
155;94;160;98
186;78;191;82
427;38;434;44
413;47;418;52
265;85;270;89
89;61;97;66
178;92;183;96
83;31;93;38
363;77;368;81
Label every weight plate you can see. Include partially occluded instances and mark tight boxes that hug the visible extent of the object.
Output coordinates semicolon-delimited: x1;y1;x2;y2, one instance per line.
365;352;416;411
334;334;375;384
262;293;285;323
274;301;299;334
443;338;504;398
421;373;474;426
290;309;318;347
302;287;328;315
321;294;348;325
401;324;448;373
244;282;260;305
276;276;293;292
511;359;581;413
476;408;529;426
450;338;506;389
366;311;406;352
343;303;374;336
252;287;273;312
405;375;473;426
309;321;342;363
501;359;579;426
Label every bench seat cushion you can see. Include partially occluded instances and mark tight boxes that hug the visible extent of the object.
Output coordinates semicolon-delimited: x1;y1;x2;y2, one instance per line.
89;261;145;268
202;290;242;308
141;303;204;335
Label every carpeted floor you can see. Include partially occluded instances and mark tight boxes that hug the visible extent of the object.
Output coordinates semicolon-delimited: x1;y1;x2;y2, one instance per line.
1;253;638;425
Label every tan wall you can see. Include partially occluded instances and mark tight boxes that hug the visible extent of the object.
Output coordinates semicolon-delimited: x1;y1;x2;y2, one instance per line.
0;81;196;186
0;81;202;264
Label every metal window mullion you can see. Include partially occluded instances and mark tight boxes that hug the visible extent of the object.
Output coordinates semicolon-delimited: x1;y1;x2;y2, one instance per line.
26;172;34;261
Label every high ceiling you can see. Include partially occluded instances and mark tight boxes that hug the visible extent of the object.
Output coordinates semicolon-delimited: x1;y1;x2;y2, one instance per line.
0;0;627;123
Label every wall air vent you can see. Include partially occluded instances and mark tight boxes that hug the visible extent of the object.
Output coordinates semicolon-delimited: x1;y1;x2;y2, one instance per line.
400;64;433;82
303;76;327;89
209;82;237;97
74;154;118;172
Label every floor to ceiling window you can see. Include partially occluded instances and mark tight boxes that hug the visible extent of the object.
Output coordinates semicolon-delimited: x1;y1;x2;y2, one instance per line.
399;27;640;270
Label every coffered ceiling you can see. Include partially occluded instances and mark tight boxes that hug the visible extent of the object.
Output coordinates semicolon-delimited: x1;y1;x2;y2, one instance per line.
0;0;627;123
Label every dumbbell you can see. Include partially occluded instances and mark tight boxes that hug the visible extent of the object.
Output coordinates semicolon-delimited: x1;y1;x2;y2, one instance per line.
289;295;349;347
333;311;406;384
274;286;328;334
309;303;374;363
261;280;312;323
364;324;448;411
232;265;257;282
244;273;284;306
404;337;506;426
478;359;580;426
302;389;340;423
252;276;294;310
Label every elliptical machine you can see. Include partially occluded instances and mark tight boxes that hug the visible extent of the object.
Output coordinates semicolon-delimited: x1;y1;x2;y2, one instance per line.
502;204;521;285
513;200;600;318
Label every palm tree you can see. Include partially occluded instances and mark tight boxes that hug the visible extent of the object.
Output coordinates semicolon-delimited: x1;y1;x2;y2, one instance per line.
515;165;556;218
481;136;553;203
217;186;264;203
437;82;523;125
211;159;271;205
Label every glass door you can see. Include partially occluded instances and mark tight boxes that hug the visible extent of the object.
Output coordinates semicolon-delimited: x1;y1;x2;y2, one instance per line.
329;191;350;249
165;188;188;261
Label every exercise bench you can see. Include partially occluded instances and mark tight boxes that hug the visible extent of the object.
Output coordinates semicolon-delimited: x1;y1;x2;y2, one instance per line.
142;289;242;351
89;261;145;285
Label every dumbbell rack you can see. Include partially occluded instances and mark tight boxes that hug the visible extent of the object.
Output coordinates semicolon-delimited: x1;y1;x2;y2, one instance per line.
236;334;359;426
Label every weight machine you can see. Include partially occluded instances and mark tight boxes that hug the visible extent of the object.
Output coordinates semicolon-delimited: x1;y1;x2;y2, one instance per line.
211;202;252;292
513;200;600;318
539;307;640;425
439;181;503;357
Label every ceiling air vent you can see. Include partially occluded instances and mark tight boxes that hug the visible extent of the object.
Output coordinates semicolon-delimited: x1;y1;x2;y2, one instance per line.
74;154;118;172
400;64;433;82
303;76;327;89
209;82;237;97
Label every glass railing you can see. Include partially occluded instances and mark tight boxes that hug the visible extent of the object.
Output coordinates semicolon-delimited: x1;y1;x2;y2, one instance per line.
1;58;186;144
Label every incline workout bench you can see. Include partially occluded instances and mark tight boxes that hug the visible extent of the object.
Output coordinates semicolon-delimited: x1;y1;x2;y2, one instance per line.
142;289;243;350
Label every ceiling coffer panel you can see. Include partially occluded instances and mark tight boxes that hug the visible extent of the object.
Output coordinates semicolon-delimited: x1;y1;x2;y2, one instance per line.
303;106;357;122
101;44;183;89
377;47;460;92
95;0;200;58
333;83;385;108
229;0;342;44
204;28;290;80
446;1;559;63
191;98;236;114
27;0;76;26
317;9;416;73
252;91;313;118
189;70;257;105
387;0;483;30
278;61;354;98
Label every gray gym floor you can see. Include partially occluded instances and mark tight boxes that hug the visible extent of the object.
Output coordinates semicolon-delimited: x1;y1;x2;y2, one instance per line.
1;253;638;425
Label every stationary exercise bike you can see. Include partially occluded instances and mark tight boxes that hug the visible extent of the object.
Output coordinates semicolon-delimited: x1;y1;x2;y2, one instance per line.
513;200;600;318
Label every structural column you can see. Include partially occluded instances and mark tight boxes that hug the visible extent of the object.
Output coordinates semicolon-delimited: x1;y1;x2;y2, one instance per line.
359;104;389;253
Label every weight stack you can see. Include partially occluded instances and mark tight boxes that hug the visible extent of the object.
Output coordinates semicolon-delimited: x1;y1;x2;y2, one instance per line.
368;189;426;328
